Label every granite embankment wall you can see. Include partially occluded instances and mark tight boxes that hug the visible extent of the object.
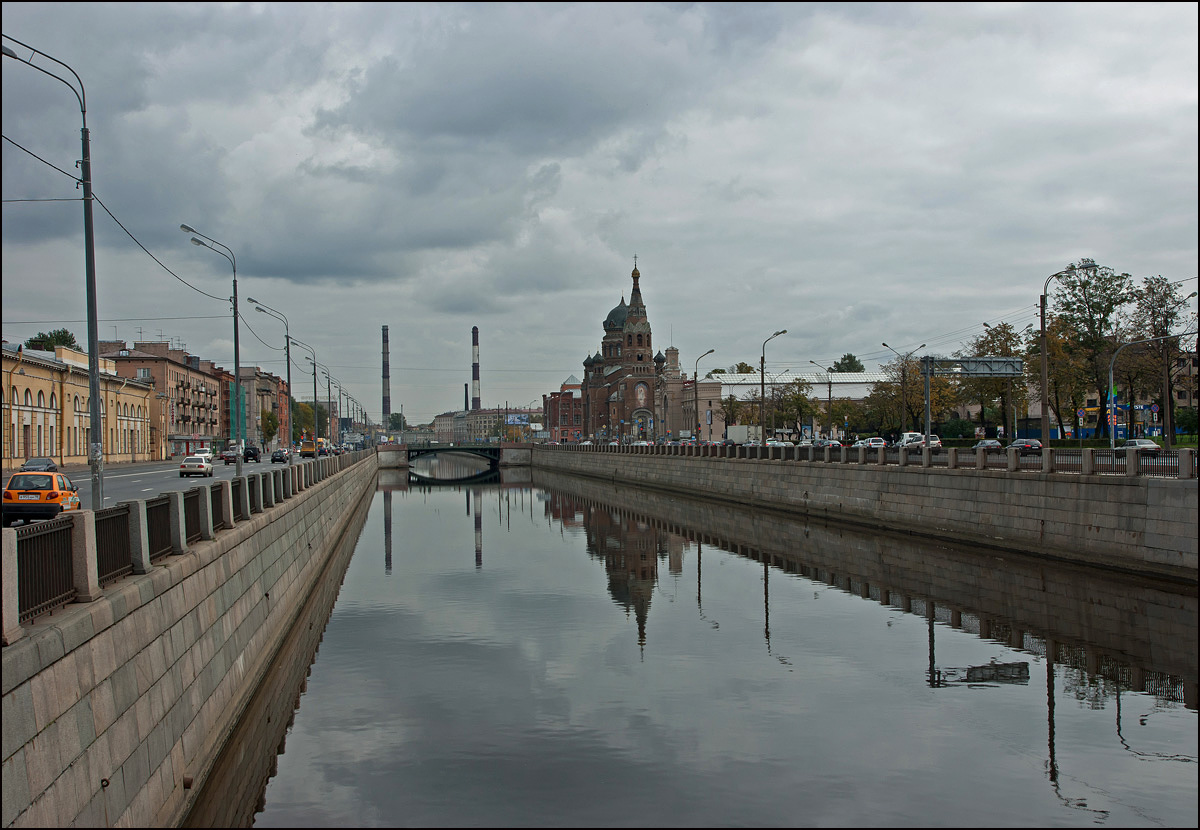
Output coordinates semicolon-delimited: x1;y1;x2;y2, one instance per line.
2;453;377;828
531;449;1197;581
534;469;1197;690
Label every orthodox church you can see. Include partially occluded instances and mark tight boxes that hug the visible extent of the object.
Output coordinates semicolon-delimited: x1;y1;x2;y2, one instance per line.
581;262;663;441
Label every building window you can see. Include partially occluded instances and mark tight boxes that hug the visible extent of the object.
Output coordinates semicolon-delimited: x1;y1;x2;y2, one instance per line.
138;368;151;379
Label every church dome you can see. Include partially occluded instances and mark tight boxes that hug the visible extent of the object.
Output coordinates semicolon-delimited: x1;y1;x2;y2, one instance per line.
604;297;628;330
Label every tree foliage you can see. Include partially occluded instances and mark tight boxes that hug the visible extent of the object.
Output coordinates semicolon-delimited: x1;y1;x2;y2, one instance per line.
261;409;279;445
831;353;865;373
1051;258;1135;437
387;412;408;432
25;328;79;350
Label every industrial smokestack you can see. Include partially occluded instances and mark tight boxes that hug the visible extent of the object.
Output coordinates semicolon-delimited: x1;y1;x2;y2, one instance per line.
471;326;481;410
382;326;391;423
464;383;469;412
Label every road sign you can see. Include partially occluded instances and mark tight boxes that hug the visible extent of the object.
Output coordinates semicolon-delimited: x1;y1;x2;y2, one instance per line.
1076;408;1085;417
1151;404;1160;413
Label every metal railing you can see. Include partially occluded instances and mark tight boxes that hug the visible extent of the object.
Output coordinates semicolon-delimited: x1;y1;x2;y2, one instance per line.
95;504;132;586
16;515;76;622
145;495;173;561
7;449;374;632
183;489;202;544
231;479;247;522
211;482;227;531
249;476;262;514
549;442;1196;478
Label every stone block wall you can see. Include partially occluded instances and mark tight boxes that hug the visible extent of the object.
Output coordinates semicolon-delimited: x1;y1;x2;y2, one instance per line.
532;450;1197;580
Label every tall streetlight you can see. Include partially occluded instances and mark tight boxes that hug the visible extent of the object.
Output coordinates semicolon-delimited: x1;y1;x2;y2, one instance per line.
694;349;715;442
1040;266;1076;444
760;331;787;443
181;224;242;477
882;342;925;435
249;298;293;466
292;338;318;444
4;38;104;507
809;361;834;439
1160;291;1197;449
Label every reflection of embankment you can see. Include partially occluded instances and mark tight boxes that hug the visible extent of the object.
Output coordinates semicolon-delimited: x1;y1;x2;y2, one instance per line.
180;474;375;827
534;470;1197;706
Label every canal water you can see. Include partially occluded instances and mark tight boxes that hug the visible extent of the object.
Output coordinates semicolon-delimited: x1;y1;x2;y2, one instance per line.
195;458;1198;827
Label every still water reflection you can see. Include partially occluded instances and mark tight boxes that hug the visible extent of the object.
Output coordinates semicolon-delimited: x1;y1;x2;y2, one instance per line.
206;458;1195;827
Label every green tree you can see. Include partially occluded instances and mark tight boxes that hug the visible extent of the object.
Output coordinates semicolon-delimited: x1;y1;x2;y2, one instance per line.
957;322;1029;438
1175;406;1198;437
1028;315;1091;438
831;353;865;373
25;328;79;350
292;400;314;441
1052;258;1135;438
387;412;408;432
730;362;755;374
1129;275;1195;446
772;379;815;436
261;409;279;446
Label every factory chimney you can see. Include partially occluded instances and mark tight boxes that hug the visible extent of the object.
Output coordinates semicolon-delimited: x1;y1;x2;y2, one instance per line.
382;326;391;424
472;326;481;410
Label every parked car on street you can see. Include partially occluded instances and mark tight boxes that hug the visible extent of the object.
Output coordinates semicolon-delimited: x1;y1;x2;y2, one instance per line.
244;445;261;462
221;448;240;465
812;438;843;448
971;439;1004;454
19;457;58;472
1006;438;1043;456
1116;438;1161;457
3;471;81;526
179;455;214;478
271;449;289;463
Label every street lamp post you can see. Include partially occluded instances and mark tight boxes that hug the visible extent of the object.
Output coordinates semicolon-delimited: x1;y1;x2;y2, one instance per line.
761;331;787;444
293;338;317;445
809;361;834;439
1040;267;1076;444
250;298;293;466
882;342;925;435
694;349;714;443
4;38;105;508
181;224;242;477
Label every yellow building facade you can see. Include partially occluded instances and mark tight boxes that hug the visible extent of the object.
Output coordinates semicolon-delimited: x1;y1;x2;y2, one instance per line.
2;342;159;469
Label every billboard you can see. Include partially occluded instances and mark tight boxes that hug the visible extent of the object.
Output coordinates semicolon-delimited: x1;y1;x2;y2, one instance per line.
505;413;529;425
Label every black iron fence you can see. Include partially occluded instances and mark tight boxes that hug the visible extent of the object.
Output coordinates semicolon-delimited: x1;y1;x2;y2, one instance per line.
8;450;372;626
146;495;173;562
231;479;247;522
16;515;76;622
557;443;1196;478
211;483;226;531
183;489;202;544
95;504;132;587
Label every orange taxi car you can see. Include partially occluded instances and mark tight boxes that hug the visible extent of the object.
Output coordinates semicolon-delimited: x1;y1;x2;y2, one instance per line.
3;471;82;527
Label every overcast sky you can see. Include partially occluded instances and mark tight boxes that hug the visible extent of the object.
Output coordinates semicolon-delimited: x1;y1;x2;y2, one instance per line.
3;2;1196;425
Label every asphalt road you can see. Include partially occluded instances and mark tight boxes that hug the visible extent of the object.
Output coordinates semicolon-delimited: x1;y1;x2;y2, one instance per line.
4;457;292;513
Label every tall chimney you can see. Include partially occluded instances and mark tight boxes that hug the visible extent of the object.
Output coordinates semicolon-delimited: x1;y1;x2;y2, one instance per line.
464;383;469;412
471;326;481;410
382;326;391;425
